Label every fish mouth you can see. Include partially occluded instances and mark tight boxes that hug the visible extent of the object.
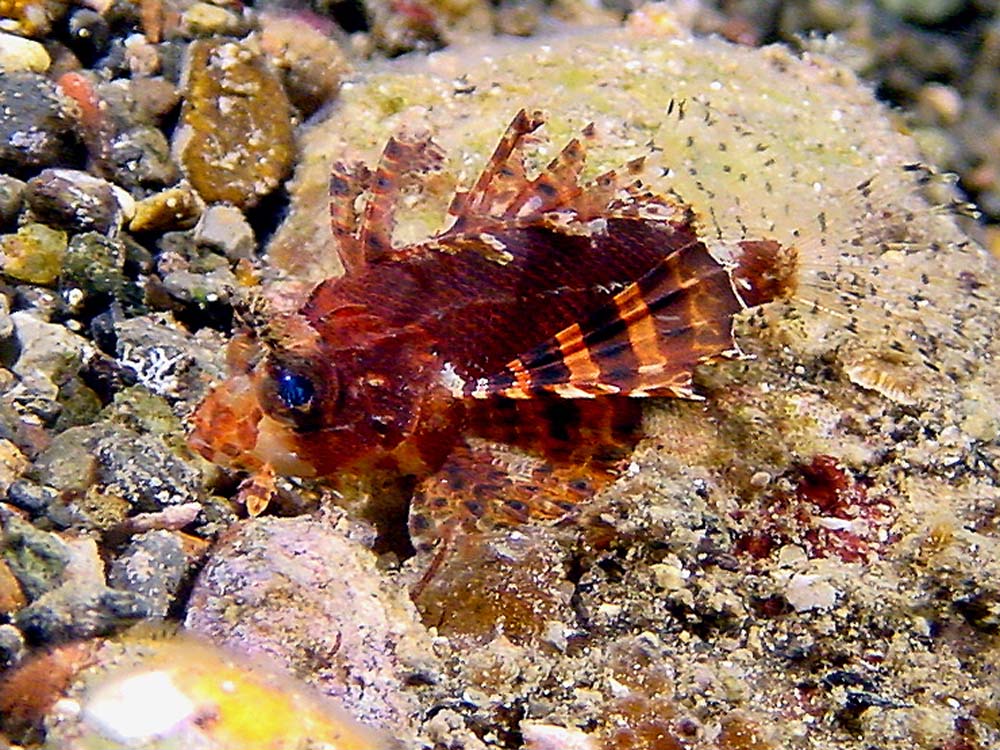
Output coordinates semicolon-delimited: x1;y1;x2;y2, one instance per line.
188;374;266;473
252;416;318;477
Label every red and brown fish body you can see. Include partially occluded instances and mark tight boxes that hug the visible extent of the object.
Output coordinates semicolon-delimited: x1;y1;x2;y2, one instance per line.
189;109;794;528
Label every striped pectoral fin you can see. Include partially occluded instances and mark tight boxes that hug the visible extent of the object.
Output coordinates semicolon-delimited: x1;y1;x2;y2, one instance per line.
448;111;622;233
500;136;588;219
466;241;761;400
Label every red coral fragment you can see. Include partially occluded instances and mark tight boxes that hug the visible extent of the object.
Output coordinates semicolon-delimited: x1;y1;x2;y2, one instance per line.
735;455;895;563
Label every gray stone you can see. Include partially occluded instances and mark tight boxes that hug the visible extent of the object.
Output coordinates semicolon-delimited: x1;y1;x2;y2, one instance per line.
8;311;92;424
15;584;151;645
95;429;200;512
6;479;57;515
9;534;150;645
0;513;70;601
31;424;104;495
108;530;192;617
0;623;25;670
159;266;235;306
192;204;256;260
0;175;26;226
0;73;77;173
25;168;129;235
10;310;92;386
106;124;180;189
115;314;224;407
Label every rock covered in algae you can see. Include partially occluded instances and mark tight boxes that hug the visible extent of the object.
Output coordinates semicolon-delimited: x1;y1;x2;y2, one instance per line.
264;25;1000;750
173;38;295;209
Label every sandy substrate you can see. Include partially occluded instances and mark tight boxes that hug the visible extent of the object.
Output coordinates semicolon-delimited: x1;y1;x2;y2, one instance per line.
2;17;998;750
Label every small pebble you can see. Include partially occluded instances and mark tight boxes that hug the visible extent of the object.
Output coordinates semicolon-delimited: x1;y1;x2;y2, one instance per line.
100;385;184;438
53;377;103;431
0;30;51;72
0;0;69;36
114;315;210;400
0;175;26;227
63;232;128;297
916;82;963;126
0;72;77;172
8;285;60;321
159;266;236;306
106;125;180;190
180;1;247;36
126;76;180;122
108;530;194;617
25;168;130;234
192;204;255;260
0;513;71;601
784;573;839;613
129;183;204;233
0;623;25;670
10;310;91;389
15;580;151;644
66;8;110;63
0;223;68;285
123;502;202;533
44;484;131;531
32;425;102;496
96;429;201;512
522;722;599;750
6;479;58;515
122;32;161;76
257;12;352;116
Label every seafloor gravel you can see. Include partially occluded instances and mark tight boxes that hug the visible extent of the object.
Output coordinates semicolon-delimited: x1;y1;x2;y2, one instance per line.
0;1;998;749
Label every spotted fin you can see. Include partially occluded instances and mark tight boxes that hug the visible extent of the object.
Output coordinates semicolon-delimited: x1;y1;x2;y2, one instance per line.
447;109;545;229
408;437;619;553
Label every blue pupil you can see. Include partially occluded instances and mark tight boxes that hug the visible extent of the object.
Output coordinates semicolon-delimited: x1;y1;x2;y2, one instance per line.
276;371;314;409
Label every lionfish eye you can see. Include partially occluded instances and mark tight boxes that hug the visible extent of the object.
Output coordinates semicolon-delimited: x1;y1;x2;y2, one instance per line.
276;370;315;410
